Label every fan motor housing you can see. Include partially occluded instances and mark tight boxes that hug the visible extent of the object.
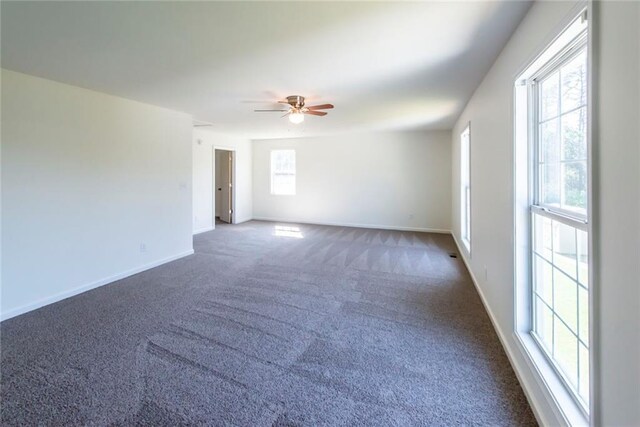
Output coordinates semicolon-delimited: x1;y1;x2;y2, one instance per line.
285;95;305;108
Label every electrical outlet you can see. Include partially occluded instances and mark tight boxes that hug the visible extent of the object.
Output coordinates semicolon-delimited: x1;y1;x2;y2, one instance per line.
140;243;147;253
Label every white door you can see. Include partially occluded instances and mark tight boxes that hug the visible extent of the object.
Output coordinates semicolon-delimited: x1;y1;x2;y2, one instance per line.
219;151;232;223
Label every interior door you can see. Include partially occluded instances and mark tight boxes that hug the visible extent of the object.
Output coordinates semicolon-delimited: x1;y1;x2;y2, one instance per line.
219;151;232;223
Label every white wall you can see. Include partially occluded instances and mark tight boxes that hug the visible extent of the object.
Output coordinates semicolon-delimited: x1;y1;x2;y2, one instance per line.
450;2;583;424
252;130;451;232
1;70;194;320
451;1;640;425
192;129;252;233
592;2;640;425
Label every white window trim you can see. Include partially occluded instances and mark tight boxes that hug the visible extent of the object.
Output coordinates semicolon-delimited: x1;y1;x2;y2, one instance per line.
513;5;593;426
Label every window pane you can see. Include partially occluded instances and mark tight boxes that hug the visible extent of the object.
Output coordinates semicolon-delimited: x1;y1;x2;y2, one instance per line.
534;255;553;305
275;152;294;172
540;71;560;121
579;286;589;345
554;316;578;387
561;108;587;161
540;118;560;164
554;268;578;332
534;214;553;261
579;343;590;403
562;161;587;214
464;185;470;241
271;150;296;195
540;163;561;206
577;229;589;288
561;50;587;113
535;297;554;353
460;126;471;248
273;175;295;195
553;221;578;280
538;52;588;219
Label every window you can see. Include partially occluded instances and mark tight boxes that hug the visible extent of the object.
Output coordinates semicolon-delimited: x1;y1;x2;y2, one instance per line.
536;48;588;218
460;125;471;251
515;11;590;416
531;38;589;409
271;150;296;195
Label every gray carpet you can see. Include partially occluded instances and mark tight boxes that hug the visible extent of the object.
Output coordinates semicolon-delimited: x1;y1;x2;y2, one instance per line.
0;220;537;426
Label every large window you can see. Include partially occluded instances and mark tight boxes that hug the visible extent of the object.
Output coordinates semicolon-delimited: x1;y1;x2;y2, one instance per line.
271;149;296;195
517;12;590;415
460;125;471;251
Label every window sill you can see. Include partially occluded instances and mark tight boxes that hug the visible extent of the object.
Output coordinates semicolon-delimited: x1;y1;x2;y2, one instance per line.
515;331;589;427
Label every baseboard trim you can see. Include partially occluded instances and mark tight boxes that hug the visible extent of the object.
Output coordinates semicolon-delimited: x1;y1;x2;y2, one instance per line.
251;217;451;234
233;217;253;225
451;234;558;427
193;226;215;235
0;249;195;322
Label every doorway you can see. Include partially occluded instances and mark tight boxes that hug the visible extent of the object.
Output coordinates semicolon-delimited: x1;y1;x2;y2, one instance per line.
214;149;233;224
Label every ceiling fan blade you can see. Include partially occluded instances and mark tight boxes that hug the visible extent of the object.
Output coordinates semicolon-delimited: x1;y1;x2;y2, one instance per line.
281;112;291;118
306;104;334;110
254;109;290;112
304;110;327;116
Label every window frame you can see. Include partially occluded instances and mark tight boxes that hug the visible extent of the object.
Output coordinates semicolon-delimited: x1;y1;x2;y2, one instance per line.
513;7;592;424
270;149;296;196
522;22;591;417
460;124;471;252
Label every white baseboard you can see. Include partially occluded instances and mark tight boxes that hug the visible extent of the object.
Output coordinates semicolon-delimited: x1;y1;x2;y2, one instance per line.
451;234;559;427
193;226;215;235
0;249;195;322
193;219;253;233
233;217;253;225
251;216;451;234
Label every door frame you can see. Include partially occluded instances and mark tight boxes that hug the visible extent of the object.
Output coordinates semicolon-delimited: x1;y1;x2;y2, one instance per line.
213;146;237;226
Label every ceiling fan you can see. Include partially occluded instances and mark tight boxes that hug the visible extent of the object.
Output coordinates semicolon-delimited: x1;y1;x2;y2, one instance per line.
254;95;334;124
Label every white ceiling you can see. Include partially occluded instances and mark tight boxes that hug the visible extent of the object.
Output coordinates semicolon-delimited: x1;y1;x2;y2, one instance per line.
1;1;531;139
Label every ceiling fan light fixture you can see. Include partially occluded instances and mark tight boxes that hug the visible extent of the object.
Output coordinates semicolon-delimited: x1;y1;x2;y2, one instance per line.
289;110;304;124
254;95;332;123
